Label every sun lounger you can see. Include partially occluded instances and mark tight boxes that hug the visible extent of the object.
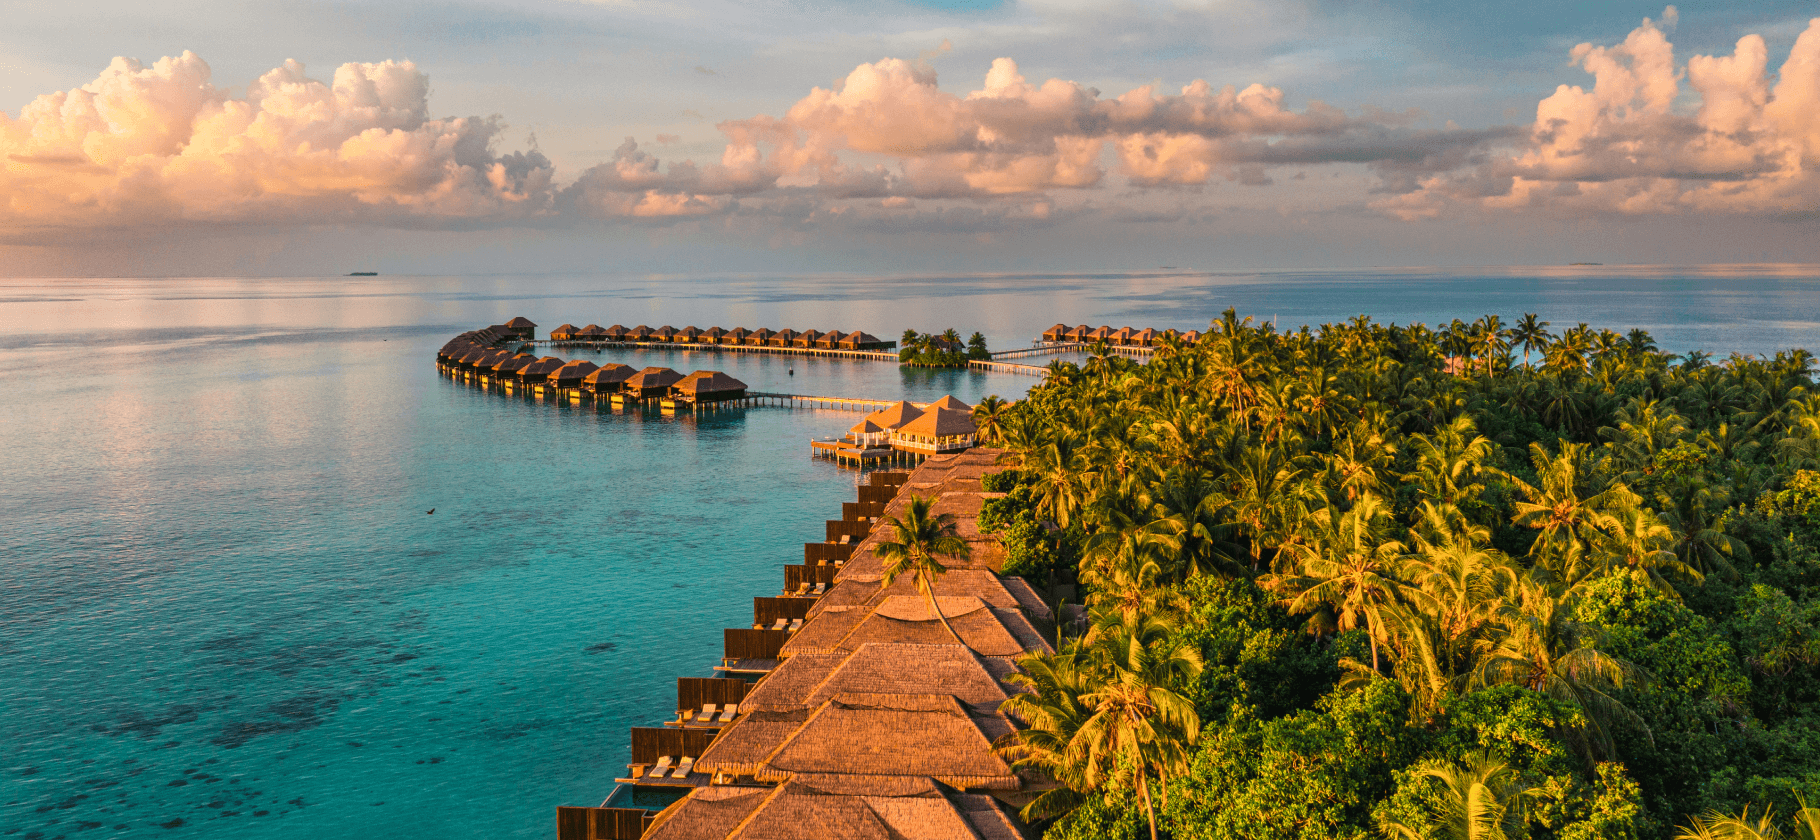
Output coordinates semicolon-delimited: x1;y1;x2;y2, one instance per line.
645;755;673;779
717;703;738;723
811;582;826;596
696;703;717;722
788;618;803;632
771;618;788;630
671;756;695;779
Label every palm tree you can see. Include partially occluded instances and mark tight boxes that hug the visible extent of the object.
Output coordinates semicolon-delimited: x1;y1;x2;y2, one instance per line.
875;494;971;642
1379;752;1537;840
998;650;1097;822
1476;314;1510;377
1473;579;1648;759
1268;495;1406;671
972;395;1009;443
1077;611;1204;840
1675;799;1820;840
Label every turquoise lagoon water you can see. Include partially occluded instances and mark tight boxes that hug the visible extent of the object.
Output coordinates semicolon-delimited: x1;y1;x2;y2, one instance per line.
6;267;1820;840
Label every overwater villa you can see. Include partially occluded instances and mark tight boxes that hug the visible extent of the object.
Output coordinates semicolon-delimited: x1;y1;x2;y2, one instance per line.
578;325;608;342
725;327;750;345
791;330;819;348
769;328;798;347
745;328;773;346
653;326;678;343
1042;323;1068;342
550;324;580;341
603;325;629;342
703;327;727;344
677;326;703;343
583;363;636;393
495;354;538;379
517;357;567;383
628;325;654;342
1064;324;1090;341
816;330;843;349
891;404;978;454
623;367;684;398
670;371;748;404
503;316;537;340
549;360;600;388
838;332;888;350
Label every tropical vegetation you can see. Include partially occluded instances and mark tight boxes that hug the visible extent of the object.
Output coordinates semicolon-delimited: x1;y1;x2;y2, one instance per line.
900;327;990;366
979;310;1820;840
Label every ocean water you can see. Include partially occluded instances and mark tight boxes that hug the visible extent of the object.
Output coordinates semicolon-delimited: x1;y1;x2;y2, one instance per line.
5;267;1820;840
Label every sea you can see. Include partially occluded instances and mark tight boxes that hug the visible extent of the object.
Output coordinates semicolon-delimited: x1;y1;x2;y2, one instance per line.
5;266;1820;840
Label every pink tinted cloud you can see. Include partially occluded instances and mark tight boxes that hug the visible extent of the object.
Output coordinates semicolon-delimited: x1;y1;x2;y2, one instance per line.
1380;13;1820;219
0;51;553;234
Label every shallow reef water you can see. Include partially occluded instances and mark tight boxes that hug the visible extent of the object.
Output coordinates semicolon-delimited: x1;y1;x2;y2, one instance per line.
4;267;1818;839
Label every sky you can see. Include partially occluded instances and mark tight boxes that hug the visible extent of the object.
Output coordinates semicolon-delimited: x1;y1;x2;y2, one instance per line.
4;0;1820;276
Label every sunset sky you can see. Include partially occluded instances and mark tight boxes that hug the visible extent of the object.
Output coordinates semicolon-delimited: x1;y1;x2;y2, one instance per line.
5;0;1820;276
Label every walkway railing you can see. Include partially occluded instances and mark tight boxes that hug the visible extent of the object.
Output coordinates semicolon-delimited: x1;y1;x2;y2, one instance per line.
990;343;1086;359
967;360;1049;375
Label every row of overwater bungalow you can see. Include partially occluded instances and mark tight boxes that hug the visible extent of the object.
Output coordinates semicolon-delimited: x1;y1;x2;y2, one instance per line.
559;450;1048;840
546;324;893;351
1039;323;1203;346
436;339;749;405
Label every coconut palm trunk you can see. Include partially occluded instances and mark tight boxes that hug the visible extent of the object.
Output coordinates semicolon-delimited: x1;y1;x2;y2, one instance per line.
877;494;971;646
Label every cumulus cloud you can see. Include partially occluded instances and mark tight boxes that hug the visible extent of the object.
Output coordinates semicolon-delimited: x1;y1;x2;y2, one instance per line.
1381;12;1820;219
0;51;553;236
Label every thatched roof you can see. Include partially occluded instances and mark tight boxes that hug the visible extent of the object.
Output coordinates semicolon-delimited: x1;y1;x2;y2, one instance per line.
549;360;600;383
481;351;523;371
629;325;654;339
550;323;579;337
640;786;769;840
1134;328;1158;343
727;327;751;339
799;329;823;342
784;596;1050;658
705;327;728;339
577;324;607;338
895;406;976;438
822;329;845;343
583;363;635;386
926;395;971;412
624;366;684;390
773;328;799;340
865;401;924;430
750;327;775;339
1183;329;1202;342
695;709;813;776
504;316;536;328
849;417;886;436
603;324;628;338
742;644;1014;714
679;326;703;340
518;356;566;378
643;775;1027;840
752;693;1018;790
675;370;748;395
654;326;677;339
839;332;882;348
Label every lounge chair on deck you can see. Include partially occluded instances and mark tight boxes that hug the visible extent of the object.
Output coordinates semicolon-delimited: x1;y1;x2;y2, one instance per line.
693;703;717;722
771;618;788;630
788;618;803;632
644;756;673;779
671;756;696;779
794;582;809;595
811;582;826;596
717;703;738;723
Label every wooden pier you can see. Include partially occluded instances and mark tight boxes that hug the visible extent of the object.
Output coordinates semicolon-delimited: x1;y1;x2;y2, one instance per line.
988;342;1086;359
966;360;1049;375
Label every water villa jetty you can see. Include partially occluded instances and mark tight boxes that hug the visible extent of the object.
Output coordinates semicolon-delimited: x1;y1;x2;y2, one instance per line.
558;448;1051;840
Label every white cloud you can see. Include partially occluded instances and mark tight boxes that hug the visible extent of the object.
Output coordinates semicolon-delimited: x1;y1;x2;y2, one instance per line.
0;51;553;237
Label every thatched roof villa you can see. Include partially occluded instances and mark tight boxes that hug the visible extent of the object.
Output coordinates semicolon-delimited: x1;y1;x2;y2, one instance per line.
672;371;749;403
1041;324;1068;342
726;327;751;345
795;329;822;348
891;405;977;454
517;356;567;382
769;328;799;347
865;401;924;431
678;326;703;343
654;326;678;343
602;324;629;341
1064;324;1090;341
817;330;844;349
550;324;581;341
628;325;654;342
583;363;636;393
746;328;774;346
738;643;1017;715
703;327;727;344
838;332;890;350
847;417;889;447
549;360;600;387
577;324;608;341
624;366;685;398
503;316;536;339
494;354;538;378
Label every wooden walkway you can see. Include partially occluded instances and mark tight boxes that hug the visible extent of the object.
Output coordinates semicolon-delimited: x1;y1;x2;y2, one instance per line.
967;360;1048;375
989;343;1086;359
743;392;919;411
526;340;896;361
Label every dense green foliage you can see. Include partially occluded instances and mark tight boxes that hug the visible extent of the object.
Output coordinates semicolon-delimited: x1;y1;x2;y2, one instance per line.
899;327;987;366
986;311;1820;840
